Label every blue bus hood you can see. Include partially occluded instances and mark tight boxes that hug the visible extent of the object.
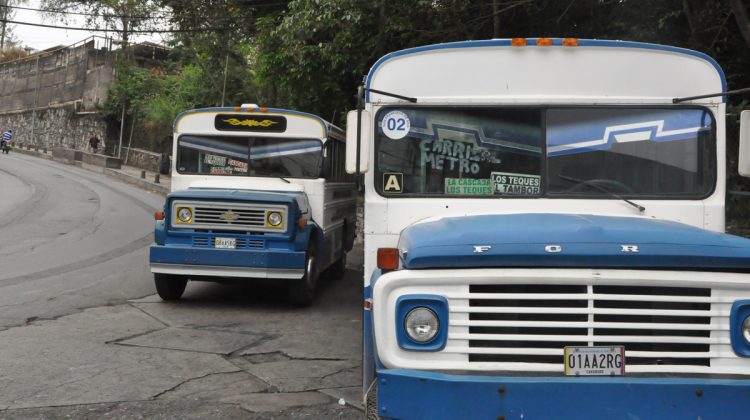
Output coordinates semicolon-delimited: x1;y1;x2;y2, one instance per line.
398;213;750;271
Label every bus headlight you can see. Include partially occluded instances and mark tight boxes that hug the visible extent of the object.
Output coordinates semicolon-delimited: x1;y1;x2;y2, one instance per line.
266;211;283;227
743;316;750;344
396;295;448;351
405;307;439;343
176;207;193;223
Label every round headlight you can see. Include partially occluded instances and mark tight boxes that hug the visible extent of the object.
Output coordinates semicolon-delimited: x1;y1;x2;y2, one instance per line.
177;207;192;223
267;211;283;227
404;307;439;343
743;316;750;343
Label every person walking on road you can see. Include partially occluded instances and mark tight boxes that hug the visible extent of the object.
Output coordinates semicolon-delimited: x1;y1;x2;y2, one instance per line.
88;132;100;154
1;129;12;154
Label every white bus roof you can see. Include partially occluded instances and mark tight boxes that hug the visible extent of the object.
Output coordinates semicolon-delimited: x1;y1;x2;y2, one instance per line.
365;39;725;105
173;107;344;139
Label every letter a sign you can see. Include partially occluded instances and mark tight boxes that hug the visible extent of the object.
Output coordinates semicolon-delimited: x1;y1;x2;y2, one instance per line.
383;173;403;193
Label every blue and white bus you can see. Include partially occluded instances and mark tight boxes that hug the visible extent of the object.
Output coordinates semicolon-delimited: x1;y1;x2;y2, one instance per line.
348;39;750;418
150;105;356;305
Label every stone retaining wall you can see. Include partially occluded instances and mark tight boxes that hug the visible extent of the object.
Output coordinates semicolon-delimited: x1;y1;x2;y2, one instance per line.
0;106;107;151
122;147;161;172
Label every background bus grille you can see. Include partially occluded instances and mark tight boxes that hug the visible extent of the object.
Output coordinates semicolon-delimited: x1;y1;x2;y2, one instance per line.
467;284;711;367
192;236;265;249
193;207;266;227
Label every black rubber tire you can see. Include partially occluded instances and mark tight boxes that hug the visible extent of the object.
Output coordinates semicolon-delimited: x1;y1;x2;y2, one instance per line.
288;243;318;307
154;273;188;301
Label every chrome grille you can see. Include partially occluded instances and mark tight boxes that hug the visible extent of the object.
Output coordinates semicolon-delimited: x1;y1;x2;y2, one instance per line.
171;200;287;233
466;284;712;367
192;236;210;247
192;235;265;249
193;207;265;227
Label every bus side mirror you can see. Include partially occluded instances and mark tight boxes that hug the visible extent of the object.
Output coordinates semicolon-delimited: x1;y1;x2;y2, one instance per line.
740;110;750;177
346;109;371;174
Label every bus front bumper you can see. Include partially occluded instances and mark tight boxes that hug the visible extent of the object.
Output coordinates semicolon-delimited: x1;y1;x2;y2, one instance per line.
149;245;305;279
376;368;750;419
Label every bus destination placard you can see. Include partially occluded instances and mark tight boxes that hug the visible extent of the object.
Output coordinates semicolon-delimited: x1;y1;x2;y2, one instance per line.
214;114;287;133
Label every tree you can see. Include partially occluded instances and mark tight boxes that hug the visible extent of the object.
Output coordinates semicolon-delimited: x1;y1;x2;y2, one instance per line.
40;0;162;50
1;0;29;50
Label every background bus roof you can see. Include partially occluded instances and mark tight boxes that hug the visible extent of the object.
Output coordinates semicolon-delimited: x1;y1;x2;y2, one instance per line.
365;39;725;105
173;107;343;139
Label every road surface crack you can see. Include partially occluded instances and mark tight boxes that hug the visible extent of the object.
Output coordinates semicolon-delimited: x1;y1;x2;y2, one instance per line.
150;371;242;400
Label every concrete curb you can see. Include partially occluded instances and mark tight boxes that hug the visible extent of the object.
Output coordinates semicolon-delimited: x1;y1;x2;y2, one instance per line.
11;146;54;161
103;167;170;195
11;146;169;195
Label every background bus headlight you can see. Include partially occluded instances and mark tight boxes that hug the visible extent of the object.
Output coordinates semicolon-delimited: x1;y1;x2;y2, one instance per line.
404;307;439;343
176;207;193;223
744;316;750;343
266;211;283;227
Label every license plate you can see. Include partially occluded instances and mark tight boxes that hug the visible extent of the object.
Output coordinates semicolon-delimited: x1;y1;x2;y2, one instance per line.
564;346;625;376
214;238;236;249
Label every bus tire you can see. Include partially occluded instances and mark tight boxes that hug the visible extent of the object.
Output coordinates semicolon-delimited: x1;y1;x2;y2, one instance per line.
289;243;318;306
154;273;187;301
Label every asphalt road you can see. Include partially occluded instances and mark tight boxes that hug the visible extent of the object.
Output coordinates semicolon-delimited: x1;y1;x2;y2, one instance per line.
0;153;363;418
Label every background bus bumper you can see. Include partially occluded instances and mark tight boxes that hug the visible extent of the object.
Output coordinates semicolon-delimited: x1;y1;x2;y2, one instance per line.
376;368;750;419
149;246;306;279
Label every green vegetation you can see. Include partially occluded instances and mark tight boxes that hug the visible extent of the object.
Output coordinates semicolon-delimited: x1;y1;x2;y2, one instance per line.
50;0;750;225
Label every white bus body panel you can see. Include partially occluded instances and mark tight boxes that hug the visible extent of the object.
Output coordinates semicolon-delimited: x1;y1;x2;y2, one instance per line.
367;42;723;105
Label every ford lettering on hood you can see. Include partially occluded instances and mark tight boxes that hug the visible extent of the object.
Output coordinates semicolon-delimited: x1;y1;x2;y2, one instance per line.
398;214;750;271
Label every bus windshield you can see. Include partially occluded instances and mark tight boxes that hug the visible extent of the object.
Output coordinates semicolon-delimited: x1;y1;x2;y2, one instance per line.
375;107;715;198
177;135;323;178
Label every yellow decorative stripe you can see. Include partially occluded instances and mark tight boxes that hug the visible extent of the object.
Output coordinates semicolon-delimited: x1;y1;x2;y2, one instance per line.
222;118;279;127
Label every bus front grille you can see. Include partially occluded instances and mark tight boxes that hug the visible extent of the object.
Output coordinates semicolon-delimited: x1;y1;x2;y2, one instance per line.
171;200;288;233
193;207;266;227
191;235;265;249
465;284;712;367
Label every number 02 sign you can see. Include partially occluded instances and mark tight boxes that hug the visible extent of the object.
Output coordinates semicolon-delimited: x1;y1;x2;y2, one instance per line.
381;110;411;140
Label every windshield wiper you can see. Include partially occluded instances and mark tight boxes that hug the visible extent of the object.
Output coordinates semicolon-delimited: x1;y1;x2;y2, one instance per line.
558;174;645;213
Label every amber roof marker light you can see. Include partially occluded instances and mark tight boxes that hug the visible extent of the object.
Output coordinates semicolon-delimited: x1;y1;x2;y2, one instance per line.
535;38;554;46
511;38;527;47
562;38;580;47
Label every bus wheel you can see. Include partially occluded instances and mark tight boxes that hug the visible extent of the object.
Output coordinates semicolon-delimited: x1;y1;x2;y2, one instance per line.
154;273;187;301
289;244;318;306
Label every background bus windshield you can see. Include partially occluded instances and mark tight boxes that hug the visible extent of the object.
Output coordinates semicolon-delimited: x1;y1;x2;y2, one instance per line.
375;107;714;198
177;135;323;178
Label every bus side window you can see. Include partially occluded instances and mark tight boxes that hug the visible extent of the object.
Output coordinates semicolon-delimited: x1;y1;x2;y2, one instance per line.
322;141;332;179
326;136;347;182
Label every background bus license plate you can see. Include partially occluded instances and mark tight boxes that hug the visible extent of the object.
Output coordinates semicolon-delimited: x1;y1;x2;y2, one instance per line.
564;346;625;376
214;238;236;249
